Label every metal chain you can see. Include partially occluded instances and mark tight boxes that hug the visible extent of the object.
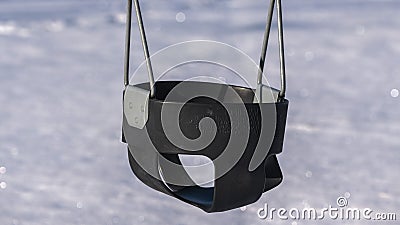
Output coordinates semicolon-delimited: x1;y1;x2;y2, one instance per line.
124;0;287;99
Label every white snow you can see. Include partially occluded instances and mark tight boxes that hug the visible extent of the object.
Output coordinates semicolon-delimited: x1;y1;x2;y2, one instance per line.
0;0;399;224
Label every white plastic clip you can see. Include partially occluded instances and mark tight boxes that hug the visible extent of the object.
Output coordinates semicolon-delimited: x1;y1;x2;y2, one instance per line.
124;85;150;129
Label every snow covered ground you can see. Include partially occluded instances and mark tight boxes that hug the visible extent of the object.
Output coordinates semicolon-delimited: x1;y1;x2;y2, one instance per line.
0;0;399;224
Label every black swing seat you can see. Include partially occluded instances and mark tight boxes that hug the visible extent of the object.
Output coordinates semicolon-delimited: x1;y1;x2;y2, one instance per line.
122;81;288;212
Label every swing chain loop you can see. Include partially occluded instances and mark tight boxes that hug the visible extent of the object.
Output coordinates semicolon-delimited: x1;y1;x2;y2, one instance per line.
124;0;287;99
